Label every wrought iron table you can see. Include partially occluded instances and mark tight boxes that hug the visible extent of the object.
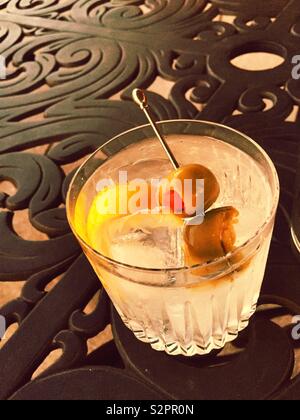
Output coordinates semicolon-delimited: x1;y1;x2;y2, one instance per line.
0;0;300;400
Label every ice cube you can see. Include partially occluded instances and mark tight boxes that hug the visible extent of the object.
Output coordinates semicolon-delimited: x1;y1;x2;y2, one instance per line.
107;215;185;269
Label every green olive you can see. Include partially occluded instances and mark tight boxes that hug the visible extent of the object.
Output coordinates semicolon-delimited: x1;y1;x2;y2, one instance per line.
184;206;239;263
163;163;220;218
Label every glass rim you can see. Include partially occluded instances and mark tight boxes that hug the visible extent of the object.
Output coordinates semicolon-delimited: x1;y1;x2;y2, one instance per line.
66;119;280;275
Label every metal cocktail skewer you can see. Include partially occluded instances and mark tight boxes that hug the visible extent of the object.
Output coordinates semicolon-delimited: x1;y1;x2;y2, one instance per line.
132;88;180;170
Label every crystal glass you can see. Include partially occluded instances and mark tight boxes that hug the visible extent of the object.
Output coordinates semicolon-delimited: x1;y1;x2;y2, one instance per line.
66;120;279;356
291;148;300;256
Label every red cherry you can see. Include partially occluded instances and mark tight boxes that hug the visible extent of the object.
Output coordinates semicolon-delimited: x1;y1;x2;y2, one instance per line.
162;189;185;214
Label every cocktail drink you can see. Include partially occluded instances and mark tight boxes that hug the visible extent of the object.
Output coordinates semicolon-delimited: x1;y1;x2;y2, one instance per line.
66;120;279;356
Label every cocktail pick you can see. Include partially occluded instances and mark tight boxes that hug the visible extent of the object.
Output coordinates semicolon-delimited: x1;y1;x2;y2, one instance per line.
132;88;220;217
132;88;179;170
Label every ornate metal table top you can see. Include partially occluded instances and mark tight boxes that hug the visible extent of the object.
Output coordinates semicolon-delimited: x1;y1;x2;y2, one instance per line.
0;0;300;400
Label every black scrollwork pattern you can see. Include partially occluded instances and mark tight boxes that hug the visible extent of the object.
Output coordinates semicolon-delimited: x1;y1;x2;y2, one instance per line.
0;0;300;400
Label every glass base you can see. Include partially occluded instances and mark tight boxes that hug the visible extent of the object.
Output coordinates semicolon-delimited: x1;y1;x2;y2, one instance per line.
121;309;256;357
